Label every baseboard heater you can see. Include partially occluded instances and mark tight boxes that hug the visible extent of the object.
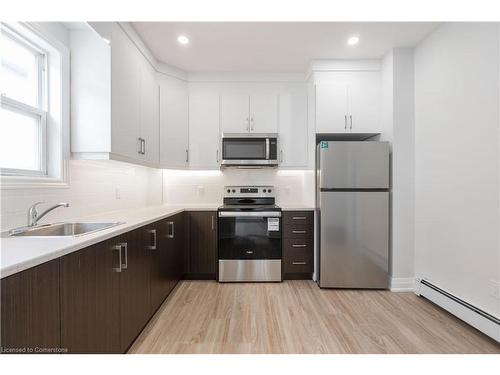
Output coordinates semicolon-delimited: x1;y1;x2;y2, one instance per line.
417;279;500;342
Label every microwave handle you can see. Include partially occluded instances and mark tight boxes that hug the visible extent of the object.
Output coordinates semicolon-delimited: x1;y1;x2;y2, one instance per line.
266;138;270;160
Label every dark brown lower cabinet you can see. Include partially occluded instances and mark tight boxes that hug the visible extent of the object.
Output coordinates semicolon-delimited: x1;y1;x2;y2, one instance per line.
148;219;167;314
282;211;314;280
1;259;60;353
150;213;187;313
172;213;187;283
186;211;217;279
119;229;151;352
60;239;120;353
2;210;206;354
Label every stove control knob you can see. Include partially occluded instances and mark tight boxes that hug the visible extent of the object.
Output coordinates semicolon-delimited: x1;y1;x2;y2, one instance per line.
227;189;231;193
268;189;272;193
263;189;267;193
232;189;236;193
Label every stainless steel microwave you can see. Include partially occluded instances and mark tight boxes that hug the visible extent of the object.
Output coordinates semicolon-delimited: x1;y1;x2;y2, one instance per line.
221;134;279;167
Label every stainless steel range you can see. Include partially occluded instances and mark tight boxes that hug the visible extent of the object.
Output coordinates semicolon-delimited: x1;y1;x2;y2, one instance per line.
218;186;282;282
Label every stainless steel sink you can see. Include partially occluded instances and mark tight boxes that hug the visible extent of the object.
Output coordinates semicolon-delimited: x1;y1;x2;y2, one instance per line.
8;222;124;237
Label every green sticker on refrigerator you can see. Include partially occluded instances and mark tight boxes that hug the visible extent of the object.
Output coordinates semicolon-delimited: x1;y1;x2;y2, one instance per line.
320;141;329;149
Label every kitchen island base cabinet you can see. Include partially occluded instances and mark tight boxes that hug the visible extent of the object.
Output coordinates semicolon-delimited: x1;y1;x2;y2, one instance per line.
186;211;217;280
1;260;61;353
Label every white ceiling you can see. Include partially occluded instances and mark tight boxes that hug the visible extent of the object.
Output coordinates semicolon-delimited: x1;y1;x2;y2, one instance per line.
131;22;439;73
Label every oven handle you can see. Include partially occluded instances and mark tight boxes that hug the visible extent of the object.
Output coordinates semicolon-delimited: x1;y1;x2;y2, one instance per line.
218;211;281;217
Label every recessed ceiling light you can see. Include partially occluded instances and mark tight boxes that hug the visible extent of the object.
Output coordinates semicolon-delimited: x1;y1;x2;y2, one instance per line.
177;35;189;45
347;36;359;46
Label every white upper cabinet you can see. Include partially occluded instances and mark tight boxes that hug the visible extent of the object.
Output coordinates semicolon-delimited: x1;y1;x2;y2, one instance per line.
346;72;381;133
315;77;349;133
139;59;160;165
70;22;160;168
188;92;221;169
249;93;278;133
315;71;381;133
110;23;142;161
279;86;308;167
221;91;278;134
159;75;188;168
221;93;250;133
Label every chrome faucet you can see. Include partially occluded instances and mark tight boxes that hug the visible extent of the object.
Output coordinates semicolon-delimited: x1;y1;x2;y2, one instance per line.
27;202;70;227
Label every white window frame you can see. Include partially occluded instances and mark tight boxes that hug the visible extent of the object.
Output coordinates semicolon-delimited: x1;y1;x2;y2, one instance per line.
1;22;70;189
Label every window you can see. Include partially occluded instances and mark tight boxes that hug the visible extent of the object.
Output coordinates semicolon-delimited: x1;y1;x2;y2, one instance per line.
1;24;47;175
1;22;69;188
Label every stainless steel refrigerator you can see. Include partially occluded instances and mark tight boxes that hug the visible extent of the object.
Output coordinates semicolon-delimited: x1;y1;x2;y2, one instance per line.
316;141;390;289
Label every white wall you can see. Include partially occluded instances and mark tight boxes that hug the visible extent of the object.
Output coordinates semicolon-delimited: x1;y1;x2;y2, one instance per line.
414;23;500;318
162;169;314;207
1;160;163;231
392;49;416;285
380;49;416;289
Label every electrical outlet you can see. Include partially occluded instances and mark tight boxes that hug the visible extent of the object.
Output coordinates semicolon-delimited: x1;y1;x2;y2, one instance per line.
490;280;500;299
115;187;121;200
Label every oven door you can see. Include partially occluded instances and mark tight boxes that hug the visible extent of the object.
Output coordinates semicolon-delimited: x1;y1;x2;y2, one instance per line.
218;211;282;260
221;136;278;166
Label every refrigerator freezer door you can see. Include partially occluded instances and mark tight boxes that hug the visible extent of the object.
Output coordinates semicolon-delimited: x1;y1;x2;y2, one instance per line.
319;191;389;288
318;141;389;189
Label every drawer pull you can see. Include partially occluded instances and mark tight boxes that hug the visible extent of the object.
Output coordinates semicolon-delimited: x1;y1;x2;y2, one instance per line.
292;244;307;248
292;216;307;220
245;250;254;254
292;230;306;234
292;261;307;265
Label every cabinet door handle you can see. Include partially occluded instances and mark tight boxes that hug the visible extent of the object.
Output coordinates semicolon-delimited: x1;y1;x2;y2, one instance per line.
216;149;219;163
349;115;353;130
344;115;347;130
292;216;307;220
280;150;283;163
246;117;249;131
120;242;128;270
146;229;157;250
167;221;175;238
211;215;215;231
292;230;306;234
292;261;307;265
142;138;146;155
138;137;143;154
250;117;254;131
292;244;307;248
112;244;122;273
245;250;254;254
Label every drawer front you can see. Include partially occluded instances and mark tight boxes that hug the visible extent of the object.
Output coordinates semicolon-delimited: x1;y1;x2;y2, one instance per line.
283;211;314;226
283;224;313;239
283;247;313;274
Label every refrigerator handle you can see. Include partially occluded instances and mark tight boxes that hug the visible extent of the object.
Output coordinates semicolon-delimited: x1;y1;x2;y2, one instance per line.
344;115;347;130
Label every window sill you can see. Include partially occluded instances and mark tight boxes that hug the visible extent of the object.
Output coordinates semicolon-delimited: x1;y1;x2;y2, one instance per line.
0;174;69;189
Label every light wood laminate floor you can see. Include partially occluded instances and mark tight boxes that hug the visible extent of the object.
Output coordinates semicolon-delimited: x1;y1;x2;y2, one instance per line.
129;280;500;354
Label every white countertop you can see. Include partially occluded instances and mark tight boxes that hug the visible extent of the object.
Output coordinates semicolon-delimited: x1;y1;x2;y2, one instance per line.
0;203;313;279
0;204;218;279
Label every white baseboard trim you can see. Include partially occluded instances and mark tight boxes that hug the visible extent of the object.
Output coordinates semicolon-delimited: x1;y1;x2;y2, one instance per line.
417;280;500;342
390;277;415;292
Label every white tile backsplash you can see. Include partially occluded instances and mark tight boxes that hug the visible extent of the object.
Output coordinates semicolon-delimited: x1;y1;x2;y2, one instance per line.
1;163;314;232
0;160;163;231
162;168;315;207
